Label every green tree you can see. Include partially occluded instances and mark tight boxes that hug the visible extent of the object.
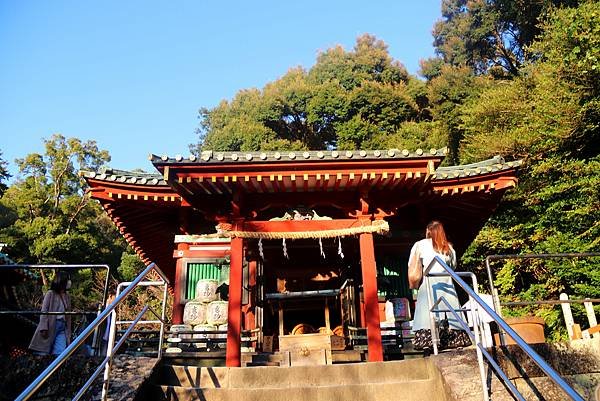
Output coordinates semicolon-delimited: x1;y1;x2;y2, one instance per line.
426;65;488;163
0;134;122;264
0;134;130;310
459;1;600;339
192;34;435;153
0;150;10;197
530;0;600;159
432;0;578;75
460;64;579;162
460;0;599;162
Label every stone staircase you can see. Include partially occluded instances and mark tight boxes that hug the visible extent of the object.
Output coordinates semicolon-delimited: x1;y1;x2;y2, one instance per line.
149;358;454;401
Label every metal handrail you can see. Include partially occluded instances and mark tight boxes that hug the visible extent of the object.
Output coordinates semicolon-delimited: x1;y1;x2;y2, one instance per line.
432;295;526;401
500;298;600;306
15;262;169;401
0;263;112;354
99;279;169;400
425;255;585;401
485;253;600;318
72;305;150;401
113;280;168;355
101;304;165;400
0;310;98;315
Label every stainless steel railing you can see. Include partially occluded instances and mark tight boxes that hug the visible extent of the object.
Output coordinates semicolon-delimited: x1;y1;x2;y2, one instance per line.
100;278;168;400
424;255;585;401
0;263;112;354
484;252;600;345
15;262;169;401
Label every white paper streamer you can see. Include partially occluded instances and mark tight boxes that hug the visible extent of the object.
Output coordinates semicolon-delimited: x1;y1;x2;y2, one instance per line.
282;238;289;259
258;238;264;260
319;238;325;258
338;237;344;259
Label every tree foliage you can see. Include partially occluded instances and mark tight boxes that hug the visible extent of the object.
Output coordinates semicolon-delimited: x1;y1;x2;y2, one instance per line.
0;134;130;309
192;34;442;153
0;150;10;197
432;0;578;75
459;1;600;339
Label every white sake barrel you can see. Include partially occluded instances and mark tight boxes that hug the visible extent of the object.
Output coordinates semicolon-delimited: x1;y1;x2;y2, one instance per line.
207;301;228;325
195;279;219;303
169;324;193;339
193;324;216;348
183;300;207;325
217;324;228;348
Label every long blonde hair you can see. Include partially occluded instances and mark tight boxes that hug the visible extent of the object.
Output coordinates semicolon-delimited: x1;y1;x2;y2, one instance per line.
426;221;451;255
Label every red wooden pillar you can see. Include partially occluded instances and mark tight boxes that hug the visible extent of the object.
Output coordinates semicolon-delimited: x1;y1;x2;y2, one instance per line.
359;231;383;362
172;257;185;324
226;235;244;367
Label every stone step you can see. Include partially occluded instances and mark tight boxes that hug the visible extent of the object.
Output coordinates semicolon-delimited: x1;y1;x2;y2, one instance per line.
153;379;451;401
158;359;434;388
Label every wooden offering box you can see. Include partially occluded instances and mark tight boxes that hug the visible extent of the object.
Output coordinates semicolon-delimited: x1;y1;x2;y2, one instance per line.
279;333;332;366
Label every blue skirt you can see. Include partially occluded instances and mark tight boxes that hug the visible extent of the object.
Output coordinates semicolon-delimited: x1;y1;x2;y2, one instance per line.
412;276;464;331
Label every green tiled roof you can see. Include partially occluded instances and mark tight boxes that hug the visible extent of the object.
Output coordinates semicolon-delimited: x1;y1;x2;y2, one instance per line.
149;148;448;164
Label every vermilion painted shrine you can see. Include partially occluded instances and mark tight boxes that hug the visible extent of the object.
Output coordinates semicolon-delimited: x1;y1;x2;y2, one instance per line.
82;148;520;367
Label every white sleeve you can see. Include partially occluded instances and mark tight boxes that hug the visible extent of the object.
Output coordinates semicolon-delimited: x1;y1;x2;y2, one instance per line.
407;242;419;270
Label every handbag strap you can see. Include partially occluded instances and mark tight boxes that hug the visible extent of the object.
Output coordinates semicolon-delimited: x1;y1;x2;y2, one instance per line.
59;293;68;312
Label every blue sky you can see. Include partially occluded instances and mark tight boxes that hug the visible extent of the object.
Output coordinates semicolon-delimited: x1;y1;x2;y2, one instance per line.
0;1;442;178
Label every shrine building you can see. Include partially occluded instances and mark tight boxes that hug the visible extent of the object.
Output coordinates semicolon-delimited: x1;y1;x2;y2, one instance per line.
81;148;520;367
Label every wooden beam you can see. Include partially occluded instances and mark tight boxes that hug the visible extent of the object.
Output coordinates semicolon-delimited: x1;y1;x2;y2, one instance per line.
290;174;297;192
322;173;332;191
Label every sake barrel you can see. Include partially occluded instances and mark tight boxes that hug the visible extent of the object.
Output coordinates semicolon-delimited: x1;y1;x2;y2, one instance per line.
195;279;219;303
193;324;216;348
206;301;228;325
183;300;207;326
169;324;193;340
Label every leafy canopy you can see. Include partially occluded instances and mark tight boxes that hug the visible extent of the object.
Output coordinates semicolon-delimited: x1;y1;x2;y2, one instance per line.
458;1;600;339
431;0;578;76
192;34;448;153
0;150;10;197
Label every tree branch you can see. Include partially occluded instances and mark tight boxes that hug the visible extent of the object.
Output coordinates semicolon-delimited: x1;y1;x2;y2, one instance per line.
493;28;520;75
66;189;90;235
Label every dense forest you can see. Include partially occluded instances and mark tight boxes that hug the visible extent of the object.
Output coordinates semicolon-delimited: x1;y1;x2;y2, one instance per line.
1;0;598;338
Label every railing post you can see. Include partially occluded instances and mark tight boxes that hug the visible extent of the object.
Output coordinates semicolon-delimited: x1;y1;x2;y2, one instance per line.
430;256;585;401
101;308;117;401
15;262;168;401
424;274;439;355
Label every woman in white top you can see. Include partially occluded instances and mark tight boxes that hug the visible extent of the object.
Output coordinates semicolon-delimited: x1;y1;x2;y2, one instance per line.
408;221;463;332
